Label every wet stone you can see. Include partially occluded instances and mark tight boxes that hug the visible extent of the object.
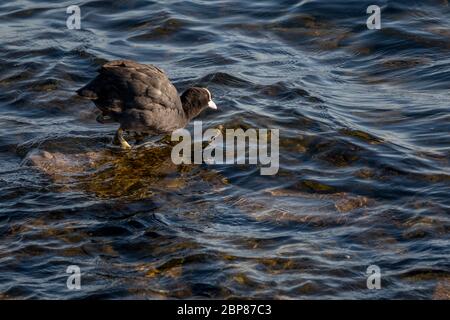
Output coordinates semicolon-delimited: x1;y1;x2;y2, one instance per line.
335;196;370;213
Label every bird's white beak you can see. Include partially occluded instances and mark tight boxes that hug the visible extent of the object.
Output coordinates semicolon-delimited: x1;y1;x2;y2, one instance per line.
208;100;218;109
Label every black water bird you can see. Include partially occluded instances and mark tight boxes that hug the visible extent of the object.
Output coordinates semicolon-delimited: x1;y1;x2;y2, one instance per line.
77;60;217;148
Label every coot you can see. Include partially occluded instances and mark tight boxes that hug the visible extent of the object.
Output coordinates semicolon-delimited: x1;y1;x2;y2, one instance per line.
77;60;217;149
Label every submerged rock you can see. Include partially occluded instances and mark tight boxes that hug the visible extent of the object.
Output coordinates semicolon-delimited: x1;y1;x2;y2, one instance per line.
339;128;384;145
267;187;372;214
20;135;227;200
335;196;370;213
433;279;450;300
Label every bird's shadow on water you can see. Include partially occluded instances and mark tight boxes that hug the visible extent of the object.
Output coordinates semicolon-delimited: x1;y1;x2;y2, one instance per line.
16;133;227;201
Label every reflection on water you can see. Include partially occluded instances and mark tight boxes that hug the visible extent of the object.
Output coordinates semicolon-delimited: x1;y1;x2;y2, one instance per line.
0;0;449;299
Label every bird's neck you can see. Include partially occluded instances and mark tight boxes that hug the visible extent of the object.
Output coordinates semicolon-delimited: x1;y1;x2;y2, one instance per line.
182;100;203;121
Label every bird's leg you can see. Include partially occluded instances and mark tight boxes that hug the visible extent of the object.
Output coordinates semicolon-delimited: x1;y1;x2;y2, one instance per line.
113;127;132;149
203;125;224;164
204;125;224;146
134;132;146;144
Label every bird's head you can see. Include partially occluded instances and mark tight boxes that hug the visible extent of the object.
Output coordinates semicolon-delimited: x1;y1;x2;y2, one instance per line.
181;87;217;120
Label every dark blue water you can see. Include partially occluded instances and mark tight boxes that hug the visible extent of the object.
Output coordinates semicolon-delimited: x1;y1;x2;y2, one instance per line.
0;0;449;299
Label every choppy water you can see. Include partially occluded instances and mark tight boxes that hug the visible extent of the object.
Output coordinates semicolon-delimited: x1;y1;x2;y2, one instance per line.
0;0;449;299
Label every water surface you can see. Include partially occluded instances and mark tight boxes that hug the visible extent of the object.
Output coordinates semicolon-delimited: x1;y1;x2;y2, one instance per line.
0;0;449;299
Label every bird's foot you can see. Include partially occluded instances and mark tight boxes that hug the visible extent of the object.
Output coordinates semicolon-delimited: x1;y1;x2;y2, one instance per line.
204;125;224;146
119;139;132;150
134;132;148;144
203;125;224;164
113;128;132;150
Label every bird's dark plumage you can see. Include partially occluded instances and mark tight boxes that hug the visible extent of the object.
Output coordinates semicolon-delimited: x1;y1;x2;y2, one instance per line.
77;60;216;137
